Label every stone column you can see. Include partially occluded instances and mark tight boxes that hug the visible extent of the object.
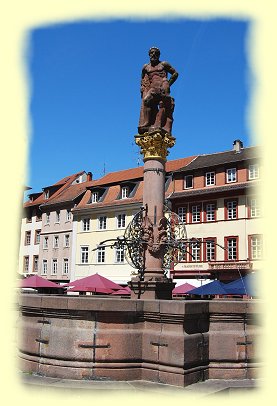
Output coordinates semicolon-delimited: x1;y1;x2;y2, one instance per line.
129;130;176;299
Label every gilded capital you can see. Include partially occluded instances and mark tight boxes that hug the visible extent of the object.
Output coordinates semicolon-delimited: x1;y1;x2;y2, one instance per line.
135;131;176;162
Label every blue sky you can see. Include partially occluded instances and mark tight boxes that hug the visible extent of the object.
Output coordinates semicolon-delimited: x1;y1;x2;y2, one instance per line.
27;18;251;193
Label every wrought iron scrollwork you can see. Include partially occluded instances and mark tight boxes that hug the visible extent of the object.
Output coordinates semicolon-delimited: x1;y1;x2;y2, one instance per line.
161;203;187;272
124;207;145;277
94;204;226;281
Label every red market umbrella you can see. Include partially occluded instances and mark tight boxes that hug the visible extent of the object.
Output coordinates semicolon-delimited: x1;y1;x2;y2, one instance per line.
111;287;131;295
172;283;196;295
64;273;123;293
67;286;114;294
20;275;61;289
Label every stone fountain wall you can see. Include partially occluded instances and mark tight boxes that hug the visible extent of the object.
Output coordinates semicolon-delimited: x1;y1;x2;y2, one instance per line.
18;295;261;387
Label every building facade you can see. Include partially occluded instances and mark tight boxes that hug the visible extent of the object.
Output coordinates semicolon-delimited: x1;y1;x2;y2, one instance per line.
19;141;262;287
169;140;262;284
19;171;91;282
72;158;195;284
38;171;91;283
18;193;43;276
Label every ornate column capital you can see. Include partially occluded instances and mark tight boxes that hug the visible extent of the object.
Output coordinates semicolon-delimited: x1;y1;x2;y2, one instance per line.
135;130;176;162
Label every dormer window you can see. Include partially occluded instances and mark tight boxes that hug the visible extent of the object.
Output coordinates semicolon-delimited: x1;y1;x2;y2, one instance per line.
91;191;99;203
184;175;193;189
205;171;215;187
116;182;137;200
226;168;237;183
249;164;259;180
75;175;83;184
88;187;107;204
121;186;129;199
44;190;49;199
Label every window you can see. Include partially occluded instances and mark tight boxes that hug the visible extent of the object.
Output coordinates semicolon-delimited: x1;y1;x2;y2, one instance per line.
177;207;187;223
91;191;99;203
44;190;49;199
226;168;237;183
98;216;107;230
64;234;70;248
36;210;42;221
23;256;29;273
184;175;193;189
51;259;58;275
63;258;69;274
249;164;259;180
191;205;201;223
56;210;60;223
205;203;216;222
42;260;48;275
204;239;216;261
25;231;31;245
82;218;90;231
190;240;201;262
250;235;262;260
43;236;49;249
66;209;71;221
97;246;105;263
225;237;238;260
35;230;41;244
117;213;126;228
115;247;124;263
46;212;50;224
33;256;39;272
205;172;215;186
226;200;237;220
121;186;129;199
250;198;261;218
53;235;59;248
81;247;89;264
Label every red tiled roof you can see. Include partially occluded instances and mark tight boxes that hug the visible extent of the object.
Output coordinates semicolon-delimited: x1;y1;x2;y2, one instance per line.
87;156;196;187
52;171;85;186
174;146;261;173
165;157;197;172
74;157;196;212
41;181;91;207
24;171;87;208
24;192;45;208
25;157;196;211
76;184;143;211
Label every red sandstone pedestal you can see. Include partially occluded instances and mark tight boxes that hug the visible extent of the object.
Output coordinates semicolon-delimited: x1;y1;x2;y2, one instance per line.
129;280;176;300
128;131;176;300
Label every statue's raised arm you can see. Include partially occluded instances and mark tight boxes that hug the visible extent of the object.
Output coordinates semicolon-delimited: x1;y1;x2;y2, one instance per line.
138;47;179;135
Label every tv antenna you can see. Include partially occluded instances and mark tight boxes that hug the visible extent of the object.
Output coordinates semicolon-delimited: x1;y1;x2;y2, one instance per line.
132;141;142;167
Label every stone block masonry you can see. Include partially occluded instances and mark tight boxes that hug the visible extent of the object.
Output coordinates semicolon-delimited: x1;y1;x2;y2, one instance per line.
18;295;261;387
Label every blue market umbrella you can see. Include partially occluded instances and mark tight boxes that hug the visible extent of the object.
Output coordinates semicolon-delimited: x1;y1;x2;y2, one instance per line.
187;280;229;296
224;274;257;296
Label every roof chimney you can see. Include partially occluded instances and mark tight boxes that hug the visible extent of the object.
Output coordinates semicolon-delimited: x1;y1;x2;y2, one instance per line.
87;172;92;181
233;139;243;153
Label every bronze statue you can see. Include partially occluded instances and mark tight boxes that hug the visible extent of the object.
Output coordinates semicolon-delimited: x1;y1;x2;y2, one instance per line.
138;47;178;135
